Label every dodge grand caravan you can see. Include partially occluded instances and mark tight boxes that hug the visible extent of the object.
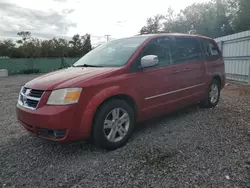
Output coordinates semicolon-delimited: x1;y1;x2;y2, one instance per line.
16;33;225;150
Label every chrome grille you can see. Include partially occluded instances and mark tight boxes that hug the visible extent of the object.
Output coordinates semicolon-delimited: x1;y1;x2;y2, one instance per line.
18;87;44;110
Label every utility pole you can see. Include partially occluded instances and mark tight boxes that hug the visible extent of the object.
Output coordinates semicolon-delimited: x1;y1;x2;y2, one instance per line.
104;34;111;42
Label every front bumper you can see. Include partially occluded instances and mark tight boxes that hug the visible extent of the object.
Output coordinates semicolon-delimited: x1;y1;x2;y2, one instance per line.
16;103;84;142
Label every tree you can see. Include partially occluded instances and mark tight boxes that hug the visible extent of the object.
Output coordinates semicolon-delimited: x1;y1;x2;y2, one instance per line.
179;1;233;37
140;14;164;34
0;40;15;57
69;34;92;57
17;31;31;44
0;31;92;58
81;34;92;54
139;0;238;38
231;0;250;32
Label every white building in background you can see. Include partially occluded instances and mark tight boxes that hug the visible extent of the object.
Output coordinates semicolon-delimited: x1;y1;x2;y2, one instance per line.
215;30;250;84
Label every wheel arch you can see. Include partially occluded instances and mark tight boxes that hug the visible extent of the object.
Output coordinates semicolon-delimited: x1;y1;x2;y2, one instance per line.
212;75;222;88
93;94;137;122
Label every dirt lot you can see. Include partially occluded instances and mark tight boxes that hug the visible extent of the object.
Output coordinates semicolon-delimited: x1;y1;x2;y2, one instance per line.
0;75;249;188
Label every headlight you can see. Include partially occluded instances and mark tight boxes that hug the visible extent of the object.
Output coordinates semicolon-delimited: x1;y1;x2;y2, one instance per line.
47;88;82;105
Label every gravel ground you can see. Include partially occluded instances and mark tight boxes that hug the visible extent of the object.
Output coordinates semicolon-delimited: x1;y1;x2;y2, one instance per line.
0;75;249;188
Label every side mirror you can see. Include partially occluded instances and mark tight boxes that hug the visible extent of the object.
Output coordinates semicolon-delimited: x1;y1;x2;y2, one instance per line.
141;55;159;68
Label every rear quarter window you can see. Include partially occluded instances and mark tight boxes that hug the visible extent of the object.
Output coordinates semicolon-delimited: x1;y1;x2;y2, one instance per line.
201;39;221;61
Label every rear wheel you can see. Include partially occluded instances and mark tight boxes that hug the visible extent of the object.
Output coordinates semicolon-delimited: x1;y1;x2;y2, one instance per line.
92;99;135;150
200;79;221;108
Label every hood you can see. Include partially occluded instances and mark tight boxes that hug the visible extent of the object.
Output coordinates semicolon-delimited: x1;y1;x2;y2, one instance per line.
25;67;118;90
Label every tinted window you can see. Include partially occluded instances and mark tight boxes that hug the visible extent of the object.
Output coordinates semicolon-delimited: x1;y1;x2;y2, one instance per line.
202;40;221;59
73;36;149;67
140;37;173;67
174;37;202;62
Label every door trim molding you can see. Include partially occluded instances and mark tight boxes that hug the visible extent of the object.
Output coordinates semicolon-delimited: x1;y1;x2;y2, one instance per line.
145;83;206;100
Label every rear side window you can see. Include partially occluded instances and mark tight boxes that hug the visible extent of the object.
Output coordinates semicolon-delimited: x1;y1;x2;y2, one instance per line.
174;37;202;63
202;39;221;61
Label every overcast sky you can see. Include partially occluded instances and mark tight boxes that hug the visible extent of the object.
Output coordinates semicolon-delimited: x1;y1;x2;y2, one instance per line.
0;0;208;45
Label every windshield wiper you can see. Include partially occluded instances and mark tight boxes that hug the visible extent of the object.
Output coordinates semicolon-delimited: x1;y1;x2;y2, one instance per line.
72;64;103;67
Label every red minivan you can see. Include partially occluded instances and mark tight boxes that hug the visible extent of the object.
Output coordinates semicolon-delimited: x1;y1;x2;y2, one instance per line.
16;33;225;149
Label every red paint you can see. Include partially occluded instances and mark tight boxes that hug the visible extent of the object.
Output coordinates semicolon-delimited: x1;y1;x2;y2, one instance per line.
16;34;225;142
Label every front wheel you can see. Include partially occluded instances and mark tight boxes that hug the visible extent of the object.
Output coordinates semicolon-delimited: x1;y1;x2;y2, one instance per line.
200;79;221;108
92;99;135;150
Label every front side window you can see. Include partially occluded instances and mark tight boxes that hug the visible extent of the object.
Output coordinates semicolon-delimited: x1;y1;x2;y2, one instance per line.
139;37;173;67
174;37;202;63
73;36;149;67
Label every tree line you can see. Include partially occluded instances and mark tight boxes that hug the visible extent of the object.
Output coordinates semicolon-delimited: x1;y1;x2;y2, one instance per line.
0;31;92;58
140;0;250;38
1;0;250;58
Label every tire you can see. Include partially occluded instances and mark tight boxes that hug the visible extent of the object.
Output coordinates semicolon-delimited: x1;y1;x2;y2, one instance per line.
92;99;135;150
200;79;221;108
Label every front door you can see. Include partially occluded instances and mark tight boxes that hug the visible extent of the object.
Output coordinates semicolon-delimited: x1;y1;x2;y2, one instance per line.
129;36;185;120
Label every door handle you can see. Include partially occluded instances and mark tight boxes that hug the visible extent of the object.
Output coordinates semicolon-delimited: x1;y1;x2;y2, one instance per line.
184;67;191;71
172;70;180;74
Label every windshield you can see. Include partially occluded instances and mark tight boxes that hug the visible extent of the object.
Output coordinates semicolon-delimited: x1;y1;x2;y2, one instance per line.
73;36;149;67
